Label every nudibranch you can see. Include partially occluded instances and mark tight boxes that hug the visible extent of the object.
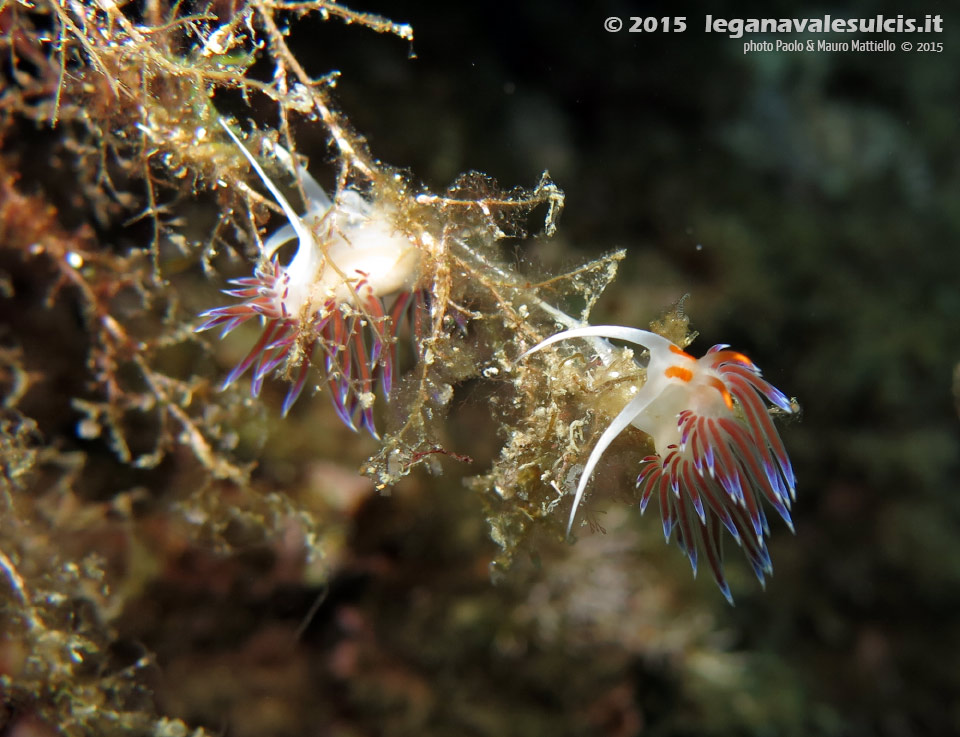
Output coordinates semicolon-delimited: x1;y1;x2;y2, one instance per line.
522;325;797;602
197;121;426;437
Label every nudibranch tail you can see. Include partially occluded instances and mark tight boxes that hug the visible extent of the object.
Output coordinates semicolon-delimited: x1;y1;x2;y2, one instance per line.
522;324;797;603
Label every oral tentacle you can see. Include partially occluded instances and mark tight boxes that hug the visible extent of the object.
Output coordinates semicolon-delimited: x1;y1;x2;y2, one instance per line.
564;386;661;537
219;120;317;257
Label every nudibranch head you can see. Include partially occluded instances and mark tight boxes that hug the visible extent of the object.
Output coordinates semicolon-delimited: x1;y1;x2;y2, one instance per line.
521;325;797;603
196;121;426;436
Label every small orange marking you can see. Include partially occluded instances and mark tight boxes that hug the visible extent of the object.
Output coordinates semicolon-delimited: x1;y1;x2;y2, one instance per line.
669;344;695;360
665;365;693;382
728;351;752;365
707;376;734;410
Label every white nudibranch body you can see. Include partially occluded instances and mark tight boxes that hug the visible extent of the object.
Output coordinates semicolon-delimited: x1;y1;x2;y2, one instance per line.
222;120;421;312
522;325;797;603
265;183;422;312
197;121;427;436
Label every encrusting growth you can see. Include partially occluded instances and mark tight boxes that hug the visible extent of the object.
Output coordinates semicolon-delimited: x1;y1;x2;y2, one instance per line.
522;325;796;603
197;120;427;437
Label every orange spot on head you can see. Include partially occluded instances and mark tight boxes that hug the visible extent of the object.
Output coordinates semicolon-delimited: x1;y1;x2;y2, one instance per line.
665;365;694;382
711;349;754;368
707;376;735;410
669;344;695;360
